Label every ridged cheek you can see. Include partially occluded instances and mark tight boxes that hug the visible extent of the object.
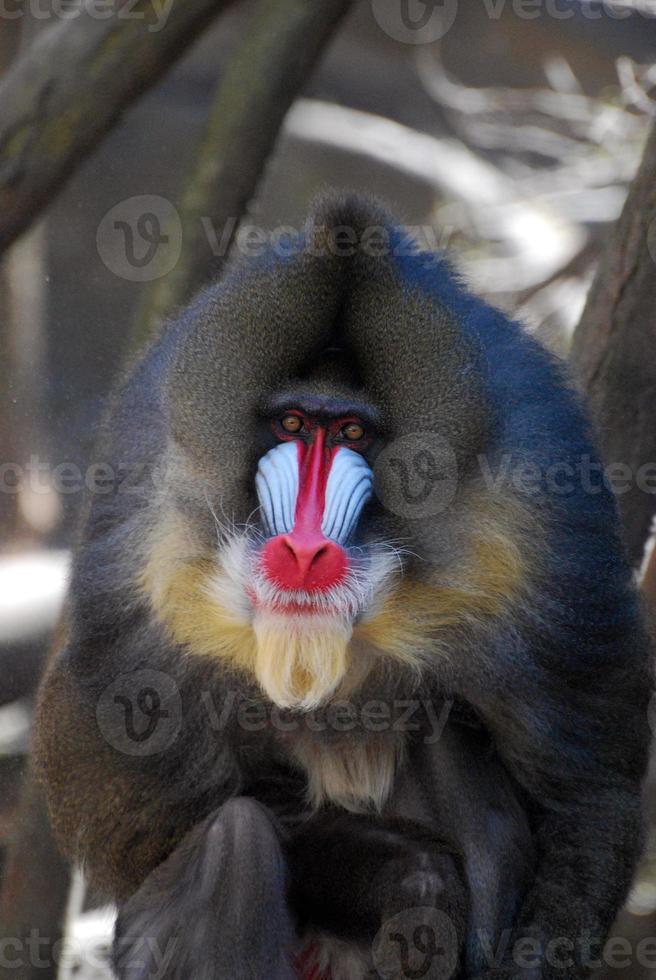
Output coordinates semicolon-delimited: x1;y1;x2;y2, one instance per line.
255;442;299;537
256;442;373;545
321;448;373;545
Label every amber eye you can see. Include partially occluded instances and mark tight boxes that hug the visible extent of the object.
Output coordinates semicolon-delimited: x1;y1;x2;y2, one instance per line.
341;422;365;441
281;414;303;434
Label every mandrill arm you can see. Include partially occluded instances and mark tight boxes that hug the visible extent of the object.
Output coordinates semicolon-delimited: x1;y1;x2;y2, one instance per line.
459;616;651;980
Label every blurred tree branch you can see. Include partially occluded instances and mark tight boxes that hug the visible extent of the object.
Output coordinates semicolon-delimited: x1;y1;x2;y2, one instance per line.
134;0;354;345
570;120;656;980
571;121;656;568
0;0;239;254
0;10;28;543
642;538;656;608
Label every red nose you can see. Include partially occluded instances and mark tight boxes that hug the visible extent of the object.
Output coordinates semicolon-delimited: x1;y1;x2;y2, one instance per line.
262;534;347;592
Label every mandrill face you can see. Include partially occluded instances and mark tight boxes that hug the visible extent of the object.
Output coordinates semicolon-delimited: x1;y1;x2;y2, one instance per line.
144;200;527;716
206;389;405;711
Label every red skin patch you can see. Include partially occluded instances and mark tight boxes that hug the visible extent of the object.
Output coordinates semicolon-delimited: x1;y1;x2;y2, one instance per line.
295;943;332;980
261;423;348;594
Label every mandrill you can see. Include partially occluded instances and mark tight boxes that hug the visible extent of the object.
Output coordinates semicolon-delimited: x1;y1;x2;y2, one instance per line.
33;195;651;980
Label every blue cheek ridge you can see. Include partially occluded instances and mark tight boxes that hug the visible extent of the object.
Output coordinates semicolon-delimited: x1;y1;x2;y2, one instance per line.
255;442;373;546
255;442;299;537
322;448;374;546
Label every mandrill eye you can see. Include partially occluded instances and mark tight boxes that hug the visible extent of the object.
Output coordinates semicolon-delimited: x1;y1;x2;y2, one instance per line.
341;422;365;441
281;414;303;434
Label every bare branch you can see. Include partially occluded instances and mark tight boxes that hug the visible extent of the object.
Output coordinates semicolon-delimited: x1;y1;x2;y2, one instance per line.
0;0;238;254
570;121;656;565
641;524;656;609
134;0;353;344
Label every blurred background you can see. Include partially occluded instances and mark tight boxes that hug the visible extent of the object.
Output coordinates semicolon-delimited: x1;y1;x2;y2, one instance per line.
1;0;656;976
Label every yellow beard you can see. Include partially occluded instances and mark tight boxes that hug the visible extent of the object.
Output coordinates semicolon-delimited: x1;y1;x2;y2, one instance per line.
139;498;530;712
252;612;352;710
